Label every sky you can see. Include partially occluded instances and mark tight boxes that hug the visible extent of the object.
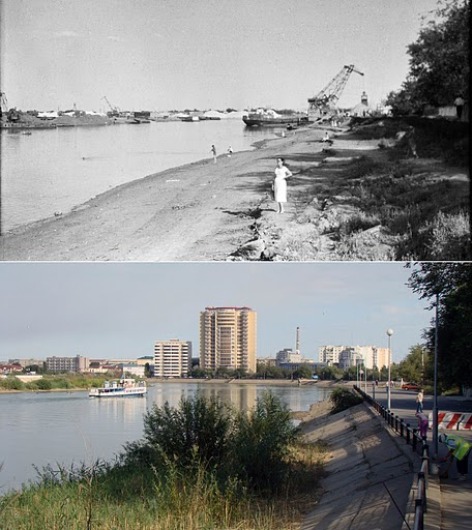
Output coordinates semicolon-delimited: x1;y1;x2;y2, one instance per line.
0;262;434;363
0;0;439;112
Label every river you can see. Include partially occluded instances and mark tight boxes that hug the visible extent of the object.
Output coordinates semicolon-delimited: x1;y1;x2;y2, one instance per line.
0;382;330;493
0;120;286;233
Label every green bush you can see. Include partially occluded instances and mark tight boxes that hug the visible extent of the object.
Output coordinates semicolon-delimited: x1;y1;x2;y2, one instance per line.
0;377;25;390
329;387;363;415
228;391;299;491
35;379;53;391
125;394;231;470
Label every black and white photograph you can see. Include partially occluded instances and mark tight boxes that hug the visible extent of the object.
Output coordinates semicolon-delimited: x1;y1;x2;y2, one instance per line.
0;1;470;529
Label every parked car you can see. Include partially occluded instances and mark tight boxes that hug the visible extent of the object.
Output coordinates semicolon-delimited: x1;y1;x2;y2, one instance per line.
401;382;420;391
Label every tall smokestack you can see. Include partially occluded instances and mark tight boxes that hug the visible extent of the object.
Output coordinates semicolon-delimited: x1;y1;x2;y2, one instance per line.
296;326;300;354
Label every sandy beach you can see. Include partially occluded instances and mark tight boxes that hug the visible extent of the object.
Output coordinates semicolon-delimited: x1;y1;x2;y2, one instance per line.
1;121;467;262
0;127;327;261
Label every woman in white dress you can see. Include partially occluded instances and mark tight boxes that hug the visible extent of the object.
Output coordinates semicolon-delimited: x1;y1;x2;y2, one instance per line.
272;157;292;213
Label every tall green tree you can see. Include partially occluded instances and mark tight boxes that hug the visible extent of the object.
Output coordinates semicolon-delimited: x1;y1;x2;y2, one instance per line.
387;0;469;114
407;263;472;389
398;344;429;384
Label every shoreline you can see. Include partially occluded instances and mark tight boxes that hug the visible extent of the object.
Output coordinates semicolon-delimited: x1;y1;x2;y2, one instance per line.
0;125;327;261
4;134;272;236
0;377;340;395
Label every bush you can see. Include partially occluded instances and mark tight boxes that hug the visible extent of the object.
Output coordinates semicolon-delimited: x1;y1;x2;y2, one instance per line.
125;394;231;470
0;377;25;390
329;388;363;414
228;391;299;491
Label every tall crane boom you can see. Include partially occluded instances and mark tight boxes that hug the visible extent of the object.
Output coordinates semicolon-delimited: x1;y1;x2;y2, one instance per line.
101;96;120;116
308;64;364;118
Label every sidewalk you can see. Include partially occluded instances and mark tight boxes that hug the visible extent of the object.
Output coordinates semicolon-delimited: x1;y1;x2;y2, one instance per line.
300;403;418;529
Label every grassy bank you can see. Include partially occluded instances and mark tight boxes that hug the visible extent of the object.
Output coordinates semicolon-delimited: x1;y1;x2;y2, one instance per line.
1;393;327;530
0;374;108;392
251;117;470;261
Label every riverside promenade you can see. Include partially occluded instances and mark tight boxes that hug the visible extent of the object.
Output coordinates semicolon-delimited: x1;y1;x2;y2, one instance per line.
300;398;472;530
301;402;418;529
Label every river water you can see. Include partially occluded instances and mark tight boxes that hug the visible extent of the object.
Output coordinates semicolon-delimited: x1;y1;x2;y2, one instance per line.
0;120;286;233
0;382;330;493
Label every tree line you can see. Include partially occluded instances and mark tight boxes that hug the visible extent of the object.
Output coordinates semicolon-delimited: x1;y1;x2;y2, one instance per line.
386;0;469;115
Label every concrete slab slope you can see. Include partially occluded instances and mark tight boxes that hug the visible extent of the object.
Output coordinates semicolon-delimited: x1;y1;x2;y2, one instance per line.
301;403;417;530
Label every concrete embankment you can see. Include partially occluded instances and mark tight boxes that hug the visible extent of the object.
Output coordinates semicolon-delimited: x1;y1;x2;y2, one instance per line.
299;402;421;530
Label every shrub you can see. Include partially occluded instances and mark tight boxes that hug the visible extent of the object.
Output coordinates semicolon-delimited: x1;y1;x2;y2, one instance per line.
228;391;299;491
329;388;363;415
126;394;231;470
0;377;25;390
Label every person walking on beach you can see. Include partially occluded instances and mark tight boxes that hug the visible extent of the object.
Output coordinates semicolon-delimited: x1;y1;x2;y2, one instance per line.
454;95;465;120
227;146;233;158
272;157;292;214
416;388;424;413
211;144;217;164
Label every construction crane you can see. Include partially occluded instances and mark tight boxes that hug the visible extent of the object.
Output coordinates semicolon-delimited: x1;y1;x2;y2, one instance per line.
0;91;20;121
101;96;120;117
308;64;364;119
1;91;9;115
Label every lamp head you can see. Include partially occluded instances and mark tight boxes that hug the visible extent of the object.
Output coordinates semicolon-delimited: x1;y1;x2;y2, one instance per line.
386;328;394;337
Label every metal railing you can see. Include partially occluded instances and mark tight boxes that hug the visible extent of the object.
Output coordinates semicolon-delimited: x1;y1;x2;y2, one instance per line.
353;385;429;530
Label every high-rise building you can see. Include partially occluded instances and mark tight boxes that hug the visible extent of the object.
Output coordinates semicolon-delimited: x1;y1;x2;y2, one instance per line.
200;306;257;373
154;339;192;378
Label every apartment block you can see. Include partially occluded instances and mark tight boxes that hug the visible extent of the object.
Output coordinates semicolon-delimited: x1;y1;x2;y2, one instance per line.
320;345;390;369
200;306;257;373
46;355;89;373
154;339;192;378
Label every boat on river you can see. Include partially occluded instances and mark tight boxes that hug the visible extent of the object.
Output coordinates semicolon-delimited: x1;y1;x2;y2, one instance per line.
89;379;147;398
242;109;310;127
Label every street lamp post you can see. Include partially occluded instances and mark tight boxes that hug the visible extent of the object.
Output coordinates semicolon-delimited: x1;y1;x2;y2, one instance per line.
433;292;439;459
386;328;394;410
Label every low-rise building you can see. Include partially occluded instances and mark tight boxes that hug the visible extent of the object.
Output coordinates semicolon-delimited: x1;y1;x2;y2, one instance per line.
46;355;89;373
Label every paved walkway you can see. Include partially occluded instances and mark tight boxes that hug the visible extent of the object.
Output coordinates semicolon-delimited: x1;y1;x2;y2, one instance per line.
301;403;418;529
357;389;472;530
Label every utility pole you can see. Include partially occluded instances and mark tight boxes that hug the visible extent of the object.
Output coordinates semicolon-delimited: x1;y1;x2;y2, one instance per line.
432;292;439;459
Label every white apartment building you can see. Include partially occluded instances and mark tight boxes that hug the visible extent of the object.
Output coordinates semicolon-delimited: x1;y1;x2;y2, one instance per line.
154;339;192;378
320;345;390;369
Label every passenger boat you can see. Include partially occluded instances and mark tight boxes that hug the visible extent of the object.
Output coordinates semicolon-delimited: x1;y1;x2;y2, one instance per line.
88;379;147;398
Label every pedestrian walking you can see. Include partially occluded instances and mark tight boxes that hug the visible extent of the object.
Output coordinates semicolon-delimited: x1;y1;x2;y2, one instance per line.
415;412;428;440
211;144;217;164
439;433;471;480
272;157;292;214
416;388;424;413
454;95;465;120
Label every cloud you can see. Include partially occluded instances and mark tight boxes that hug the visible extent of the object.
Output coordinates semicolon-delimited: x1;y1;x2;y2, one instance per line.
54;30;80;38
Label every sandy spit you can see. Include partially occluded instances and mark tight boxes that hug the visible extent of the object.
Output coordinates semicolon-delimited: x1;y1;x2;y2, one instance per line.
0;127;325;261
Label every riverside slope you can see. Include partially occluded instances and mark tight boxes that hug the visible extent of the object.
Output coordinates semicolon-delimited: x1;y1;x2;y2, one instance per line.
1;123;467;261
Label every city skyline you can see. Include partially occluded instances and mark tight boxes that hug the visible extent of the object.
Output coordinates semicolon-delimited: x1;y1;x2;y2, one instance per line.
0;263;433;363
1;0;438;111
